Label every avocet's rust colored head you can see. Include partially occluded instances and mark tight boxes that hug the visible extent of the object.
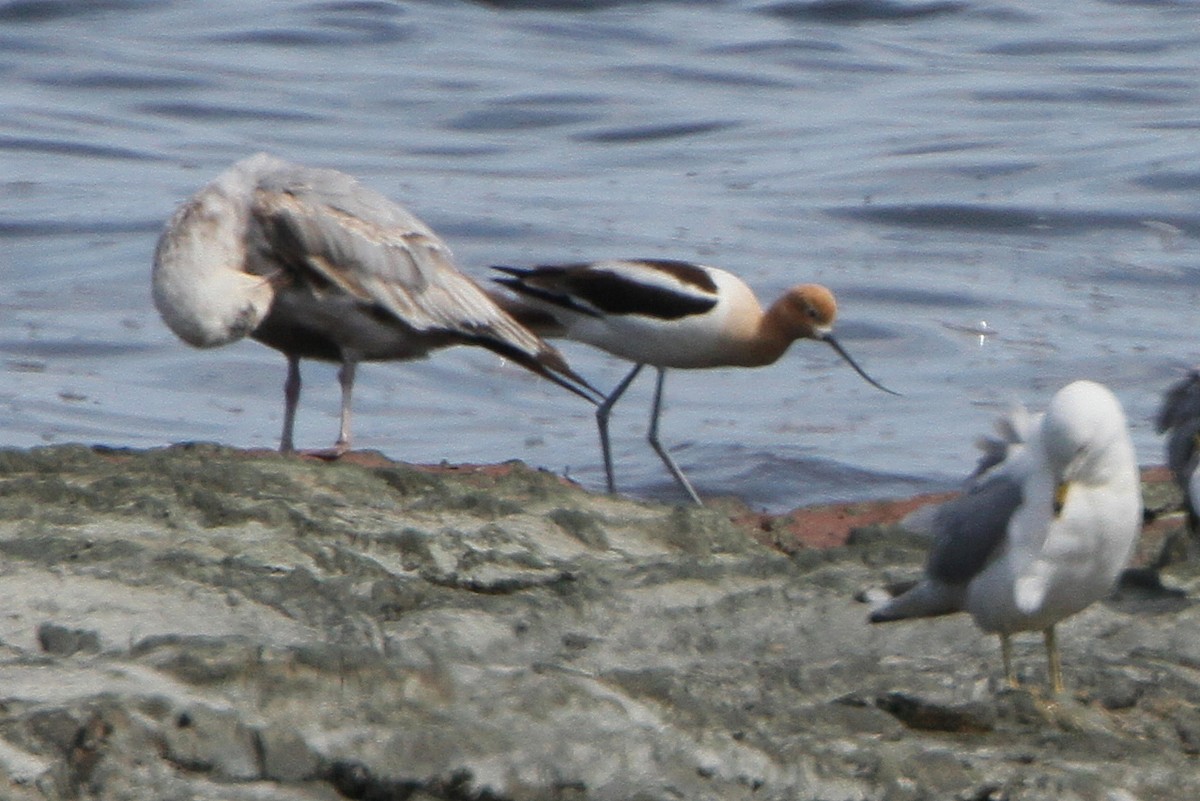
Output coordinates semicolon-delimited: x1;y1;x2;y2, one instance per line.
778;284;839;340
779;284;899;396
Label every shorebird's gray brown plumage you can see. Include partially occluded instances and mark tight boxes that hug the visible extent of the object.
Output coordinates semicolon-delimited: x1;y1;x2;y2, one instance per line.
153;153;596;455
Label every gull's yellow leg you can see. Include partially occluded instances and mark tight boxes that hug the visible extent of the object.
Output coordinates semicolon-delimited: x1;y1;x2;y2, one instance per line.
1000;633;1018;688
1044;626;1064;695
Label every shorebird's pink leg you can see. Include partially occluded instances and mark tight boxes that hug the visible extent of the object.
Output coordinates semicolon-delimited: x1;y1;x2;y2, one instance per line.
279;354;302;454
286;356;357;460
331;359;357;456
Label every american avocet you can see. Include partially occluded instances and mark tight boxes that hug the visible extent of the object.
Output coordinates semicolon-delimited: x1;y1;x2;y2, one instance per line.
870;380;1142;694
491;259;898;505
153;153;597;456
1156;369;1200;534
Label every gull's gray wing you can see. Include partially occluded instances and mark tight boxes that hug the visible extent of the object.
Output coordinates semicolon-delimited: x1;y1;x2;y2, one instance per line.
1157;371;1200;434
1166;416;1200;495
872;434;1025;624
235;155;596;399
924;473;1024;585
874;405;1028;624
1158;371;1200;493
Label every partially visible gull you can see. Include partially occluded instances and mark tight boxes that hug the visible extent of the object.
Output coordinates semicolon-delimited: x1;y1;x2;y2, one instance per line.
870;380;1142;694
1156;369;1200;535
153;153;597;455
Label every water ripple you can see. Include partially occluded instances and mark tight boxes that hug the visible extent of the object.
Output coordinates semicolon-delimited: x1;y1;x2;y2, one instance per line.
0;219;161;238
471;0;682;10
844;286;985;309
700;447;943;511
1134;171;1200;192
827;203;1200;237
983;38;1172;57
974;86;1185;106
763;0;968;24
446;107;596;133
612;64;795;90
210;22;411;47
0;339;154;359
0;0;150;24
0;135;153;161
2;0;1199;508
32;71;211;91
574;119;739;144
138;102;326;123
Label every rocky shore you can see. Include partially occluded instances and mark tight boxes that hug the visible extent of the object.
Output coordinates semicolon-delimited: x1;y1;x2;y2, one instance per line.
0;443;1197;800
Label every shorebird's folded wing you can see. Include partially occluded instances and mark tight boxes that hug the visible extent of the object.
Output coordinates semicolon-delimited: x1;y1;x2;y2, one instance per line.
493;260;721;321
248;162;597;400
251;168;491;332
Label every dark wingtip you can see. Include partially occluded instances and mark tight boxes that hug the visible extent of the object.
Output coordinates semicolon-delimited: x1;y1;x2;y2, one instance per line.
867;604;907;624
488;266;602;320
543;368;604;406
455;320;602;405
510;345;604;406
544;357;605;405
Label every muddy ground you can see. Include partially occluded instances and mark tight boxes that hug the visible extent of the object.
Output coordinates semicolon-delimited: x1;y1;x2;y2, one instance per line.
0;443;1197;800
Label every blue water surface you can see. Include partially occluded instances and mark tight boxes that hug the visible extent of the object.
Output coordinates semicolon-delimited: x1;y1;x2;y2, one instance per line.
2;0;1199;510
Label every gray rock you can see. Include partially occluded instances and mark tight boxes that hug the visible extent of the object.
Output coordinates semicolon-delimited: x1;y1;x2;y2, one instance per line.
35;624;101;657
0;444;1196;800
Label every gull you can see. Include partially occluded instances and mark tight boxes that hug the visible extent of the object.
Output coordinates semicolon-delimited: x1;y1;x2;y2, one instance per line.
869;380;1142;694
1156;369;1200;535
153;153;597;455
491;259;898;505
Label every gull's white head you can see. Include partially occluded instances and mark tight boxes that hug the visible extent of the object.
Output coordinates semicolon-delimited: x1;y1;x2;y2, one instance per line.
1041;380;1134;482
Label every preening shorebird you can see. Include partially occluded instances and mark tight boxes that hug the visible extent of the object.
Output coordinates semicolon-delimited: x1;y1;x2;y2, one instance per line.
870;380;1142;694
153;153;596;455
491;258;898;505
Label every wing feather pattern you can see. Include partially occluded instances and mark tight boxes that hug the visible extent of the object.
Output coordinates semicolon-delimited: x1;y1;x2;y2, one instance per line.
245;157;597;400
493;260;720;322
